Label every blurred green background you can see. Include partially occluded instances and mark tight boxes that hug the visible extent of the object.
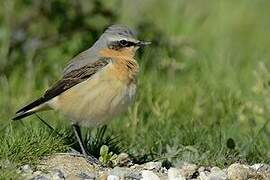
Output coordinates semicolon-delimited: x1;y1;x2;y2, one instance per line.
0;0;269;175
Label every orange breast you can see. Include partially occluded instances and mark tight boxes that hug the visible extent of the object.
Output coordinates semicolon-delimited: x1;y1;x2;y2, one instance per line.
99;48;139;83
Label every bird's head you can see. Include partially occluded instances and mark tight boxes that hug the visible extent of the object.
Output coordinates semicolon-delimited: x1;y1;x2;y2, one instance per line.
94;25;150;56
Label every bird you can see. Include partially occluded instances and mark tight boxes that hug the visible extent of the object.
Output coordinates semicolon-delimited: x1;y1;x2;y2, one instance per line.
12;24;150;162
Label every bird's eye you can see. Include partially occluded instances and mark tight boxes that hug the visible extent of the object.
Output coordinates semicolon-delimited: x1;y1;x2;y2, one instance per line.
119;40;128;46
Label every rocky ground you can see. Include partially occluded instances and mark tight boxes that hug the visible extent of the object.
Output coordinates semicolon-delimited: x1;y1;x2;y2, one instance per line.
18;154;270;180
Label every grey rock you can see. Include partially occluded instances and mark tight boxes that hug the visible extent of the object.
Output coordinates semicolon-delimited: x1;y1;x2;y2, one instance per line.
211;166;221;172
178;162;197;178
107;175;120;180
114;153;132;167
144;162;162;171
130;164;143;169
251;163;270;172
32;175;50;180
227;163;249;180
168;168;185;180
198;171;208;180
109;167;130;177
160;167;168;174
21;164;33;174
109;167;141;179
32;171;43;176
77;171;97;179
141;170;160;180
198;166;206;173
124;172;142;180
208;167;227;180
250;163;270;180
51;169;65;180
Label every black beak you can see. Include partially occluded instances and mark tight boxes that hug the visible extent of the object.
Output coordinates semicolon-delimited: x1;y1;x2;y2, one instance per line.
136;41;151;47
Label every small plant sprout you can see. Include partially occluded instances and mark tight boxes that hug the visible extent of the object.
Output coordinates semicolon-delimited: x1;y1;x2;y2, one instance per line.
99;145;118;167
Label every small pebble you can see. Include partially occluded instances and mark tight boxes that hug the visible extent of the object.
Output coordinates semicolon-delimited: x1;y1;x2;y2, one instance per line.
144;162;162;171
160;167;168;174
107;175;120;180
208;167;227;180
99;172;108;180
211;166;221;172
178;163;197;178
141;170;160;180
198;166;206;173
32;175;50;180
77;171;97;179
251;163;270;172
130;164;143;169
21;164;33;174
32;171;43;176
109;167;131;177
168;168;185;180
51;169;65;180
227;163;249;180
124;172;142;180
114;153;132;167
198;171;208;180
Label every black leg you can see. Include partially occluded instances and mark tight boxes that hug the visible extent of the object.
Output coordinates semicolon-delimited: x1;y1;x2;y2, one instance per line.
72;124;87;156
35;114;62;137
72;124;100;165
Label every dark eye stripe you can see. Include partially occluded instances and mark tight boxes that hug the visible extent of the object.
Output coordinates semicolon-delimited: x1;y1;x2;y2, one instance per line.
109;40;136;50
119;40;136;47
125;41;136;47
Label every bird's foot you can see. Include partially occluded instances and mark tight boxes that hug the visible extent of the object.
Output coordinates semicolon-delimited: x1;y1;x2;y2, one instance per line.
84;154;105;169
84;154;100;165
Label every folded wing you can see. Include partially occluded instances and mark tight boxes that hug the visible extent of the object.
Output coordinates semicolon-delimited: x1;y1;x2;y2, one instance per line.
13;57;110;120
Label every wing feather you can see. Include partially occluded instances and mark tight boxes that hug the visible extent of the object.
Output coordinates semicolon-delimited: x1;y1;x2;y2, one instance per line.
15;57;110;116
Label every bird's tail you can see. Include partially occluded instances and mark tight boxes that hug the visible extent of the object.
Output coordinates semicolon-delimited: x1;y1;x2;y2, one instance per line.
12;97;49;120
12;111;36;120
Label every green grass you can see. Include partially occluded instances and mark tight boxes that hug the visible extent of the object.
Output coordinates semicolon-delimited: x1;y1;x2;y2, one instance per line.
1;0;270;178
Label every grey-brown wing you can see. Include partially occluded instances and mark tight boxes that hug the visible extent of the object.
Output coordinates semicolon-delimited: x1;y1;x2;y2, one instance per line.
44;57;109;99
16;57;110;114
63;48;99;75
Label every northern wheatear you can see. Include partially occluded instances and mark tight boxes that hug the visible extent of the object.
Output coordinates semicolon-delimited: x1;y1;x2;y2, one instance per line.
13;24;150;160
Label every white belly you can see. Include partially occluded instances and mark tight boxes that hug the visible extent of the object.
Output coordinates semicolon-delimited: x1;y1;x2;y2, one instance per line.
48;74;136;127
